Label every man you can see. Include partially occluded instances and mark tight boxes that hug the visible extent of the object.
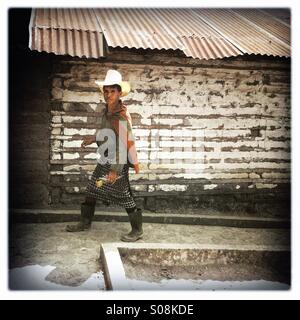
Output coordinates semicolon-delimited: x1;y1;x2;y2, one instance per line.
66;69;143;242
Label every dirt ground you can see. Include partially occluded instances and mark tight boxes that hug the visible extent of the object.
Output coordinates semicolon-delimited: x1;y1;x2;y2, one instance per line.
9;220;290;289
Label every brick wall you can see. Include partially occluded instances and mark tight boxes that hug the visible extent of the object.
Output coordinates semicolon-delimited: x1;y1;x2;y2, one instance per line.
49;51;290;216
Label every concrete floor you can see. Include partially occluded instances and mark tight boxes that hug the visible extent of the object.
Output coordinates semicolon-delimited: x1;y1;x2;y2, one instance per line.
9;221;290;289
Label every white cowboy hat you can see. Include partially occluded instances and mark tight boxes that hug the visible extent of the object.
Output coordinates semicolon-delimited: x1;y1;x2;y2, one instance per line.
95;69;130;97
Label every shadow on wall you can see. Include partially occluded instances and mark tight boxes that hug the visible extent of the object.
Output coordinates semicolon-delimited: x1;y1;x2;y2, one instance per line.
9;8;52;209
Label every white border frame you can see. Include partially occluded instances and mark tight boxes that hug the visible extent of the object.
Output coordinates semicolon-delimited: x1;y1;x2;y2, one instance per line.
1;0;299;301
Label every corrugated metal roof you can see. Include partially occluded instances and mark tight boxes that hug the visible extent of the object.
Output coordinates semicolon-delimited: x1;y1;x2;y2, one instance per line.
192;9;290;57
29;8;105;58
94;8;242;59
94;8;183;52
231;9;290;45
260;8;290;26
29;8;290;60
180;36;241;60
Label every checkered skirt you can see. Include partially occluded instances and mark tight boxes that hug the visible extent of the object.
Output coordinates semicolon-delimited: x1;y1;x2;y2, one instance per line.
85;163;136;209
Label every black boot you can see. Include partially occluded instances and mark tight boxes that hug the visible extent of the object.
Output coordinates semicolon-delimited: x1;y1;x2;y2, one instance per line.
66;203;95;232
121;208;143;242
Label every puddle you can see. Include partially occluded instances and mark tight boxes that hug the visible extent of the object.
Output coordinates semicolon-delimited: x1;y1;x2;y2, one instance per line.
9;265;105;290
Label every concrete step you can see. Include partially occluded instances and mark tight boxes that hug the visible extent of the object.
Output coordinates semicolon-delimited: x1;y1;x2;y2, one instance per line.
11;208;290;229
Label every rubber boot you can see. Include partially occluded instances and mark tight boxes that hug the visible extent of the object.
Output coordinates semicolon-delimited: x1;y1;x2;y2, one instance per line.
66;203;95;232
121;208;143;242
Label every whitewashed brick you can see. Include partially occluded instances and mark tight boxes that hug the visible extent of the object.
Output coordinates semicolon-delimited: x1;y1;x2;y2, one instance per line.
52;116;62;123
84;153;98;159
204;184;218;190
63;164;96;172
51;153;61;160
141;118;152;125
63;165;80;171
159;140;205;148
64;128;96;135
129;173;149;181
51;140;61;147
137;152;149;160
135;140;150;148
63;140;82;148
262;172;290;179
255;183;278;189
148;185;155;192
153;118;183;126
131;185;147;192
266;129;290;138
173;172;249;180
134;129;150;136
50;171;80;175
51;128;61;135
157;184;188;192
148;174;158;181
63;152;80;159
62;116;87;123
150;151;201;160
249;173;260;179
62;90;100;103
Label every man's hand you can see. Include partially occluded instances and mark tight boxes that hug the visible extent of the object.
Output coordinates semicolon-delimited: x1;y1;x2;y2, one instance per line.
81;136;95;148
106;170;118;184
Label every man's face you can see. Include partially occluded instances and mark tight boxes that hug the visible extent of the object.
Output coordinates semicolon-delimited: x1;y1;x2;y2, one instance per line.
103;86;122;107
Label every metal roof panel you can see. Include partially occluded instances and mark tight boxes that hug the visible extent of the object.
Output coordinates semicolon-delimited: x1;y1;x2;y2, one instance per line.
29;8;290;60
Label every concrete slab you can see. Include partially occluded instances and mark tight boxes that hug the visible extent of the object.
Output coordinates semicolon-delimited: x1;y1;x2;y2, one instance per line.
100;242;290;290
